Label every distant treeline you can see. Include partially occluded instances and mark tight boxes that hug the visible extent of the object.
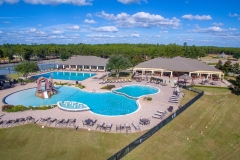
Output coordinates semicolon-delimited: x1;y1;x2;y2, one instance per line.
0;43;240;65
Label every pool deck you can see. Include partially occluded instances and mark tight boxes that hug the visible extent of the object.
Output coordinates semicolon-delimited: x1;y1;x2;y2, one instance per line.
0;71;182;133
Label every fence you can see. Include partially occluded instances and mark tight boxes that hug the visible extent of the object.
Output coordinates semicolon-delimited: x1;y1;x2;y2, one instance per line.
108;86;204;160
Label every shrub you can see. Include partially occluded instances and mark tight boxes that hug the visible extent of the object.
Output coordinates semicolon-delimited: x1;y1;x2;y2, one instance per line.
1;104;14;111
75;84;85;89
101;85;115;90
147;97;152;101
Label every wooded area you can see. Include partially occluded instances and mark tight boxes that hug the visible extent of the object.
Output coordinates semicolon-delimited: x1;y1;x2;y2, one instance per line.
0;43;240;65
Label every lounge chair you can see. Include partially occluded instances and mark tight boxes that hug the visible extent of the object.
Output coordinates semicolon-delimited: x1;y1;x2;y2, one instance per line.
26;116;35;123
104;123;112;132
96;122;105;130
82;120;87;127
90;118;97;126
55;119;64;127
152;115;163;119
132;122;141;131
157;110;167;116
116;124;125;132
128;79;132;82
125;123;131;132
68;119;76;126
62;119;69;126
47;118;57;126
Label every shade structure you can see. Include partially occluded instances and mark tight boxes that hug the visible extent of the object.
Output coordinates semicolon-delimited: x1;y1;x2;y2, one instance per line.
168;94;179;103
179;74;192;80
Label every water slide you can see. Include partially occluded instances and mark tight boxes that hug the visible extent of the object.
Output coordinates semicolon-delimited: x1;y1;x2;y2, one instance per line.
43;91;49;99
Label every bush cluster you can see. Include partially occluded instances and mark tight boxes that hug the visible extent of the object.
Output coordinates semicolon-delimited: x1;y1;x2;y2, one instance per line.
75;84;85;89
101;85;115;90
1;104;54;112
146;97;152;101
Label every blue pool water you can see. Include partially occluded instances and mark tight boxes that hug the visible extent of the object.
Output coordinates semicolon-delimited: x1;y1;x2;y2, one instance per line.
113;85;159;98
32;72;96;81
4;86;138;116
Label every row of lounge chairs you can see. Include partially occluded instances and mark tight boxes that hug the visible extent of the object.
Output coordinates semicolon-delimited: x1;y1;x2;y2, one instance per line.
100;79;132;84
1;116;35;128
94;122;141;132
38;117;76;127
152;110;168;119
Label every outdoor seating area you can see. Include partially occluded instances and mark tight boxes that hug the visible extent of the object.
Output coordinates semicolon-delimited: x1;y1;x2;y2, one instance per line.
139;117;151;126
38;117;76;127
99;79;132;84
1;116;35;128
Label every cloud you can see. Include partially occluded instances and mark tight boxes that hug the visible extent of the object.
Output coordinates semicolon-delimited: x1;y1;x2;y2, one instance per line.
96;11;180;28
131;33;139;37
52;30;64;34
86;13;92;18
23;0;92;6
66;25;80;30
91;26;118;32
86;34;116;38
189;25;227;33
37;24;42;27
229;12;239;17
0;0;19;5
212;22;223;27
182;14;212;20
229;28;238;31
0;31;2;34
84;19;97;24
29;28;36;32
117;0;147;4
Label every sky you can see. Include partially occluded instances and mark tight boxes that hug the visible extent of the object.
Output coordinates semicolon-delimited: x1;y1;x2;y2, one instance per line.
0;0;240;47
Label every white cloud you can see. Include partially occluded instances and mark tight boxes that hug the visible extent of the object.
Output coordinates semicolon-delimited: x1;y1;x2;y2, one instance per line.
1;20;10;24
182;14;212;20
29;28;36;32
117;0;147;4
86;13;92;18
23;0;92;6
84;19;97;24
0;31;2;34
229;28;238;31
52;30;64;34
0;0;19;5
131;33;139;37
91;26;118;32
189;25;227;33
212;22;223;27
66;25;80;30
199;40;212;42
86;34;116;38
96;11;180;28
229;12;239;17
238;17;240;20
37;24;42;27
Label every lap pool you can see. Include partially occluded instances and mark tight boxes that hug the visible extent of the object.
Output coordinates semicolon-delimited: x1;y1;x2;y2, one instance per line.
31;71;96;81
3;85;160;116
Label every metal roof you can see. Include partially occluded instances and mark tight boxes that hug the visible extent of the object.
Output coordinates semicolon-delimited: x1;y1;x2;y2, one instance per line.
134;56;221;72
60;56;108;66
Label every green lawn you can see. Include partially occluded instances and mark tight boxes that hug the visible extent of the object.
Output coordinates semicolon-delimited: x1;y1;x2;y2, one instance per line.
0;125;144;160
124;87;240;160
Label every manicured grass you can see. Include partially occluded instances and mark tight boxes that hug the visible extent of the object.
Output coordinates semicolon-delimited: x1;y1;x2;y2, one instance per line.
8;73;23;79
194;86;231;94
0;124;144;160
124;87;240;160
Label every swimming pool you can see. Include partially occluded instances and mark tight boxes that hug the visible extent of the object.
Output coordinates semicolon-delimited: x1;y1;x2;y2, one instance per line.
113;85;159;98
32;71;96;81
4;86;138;116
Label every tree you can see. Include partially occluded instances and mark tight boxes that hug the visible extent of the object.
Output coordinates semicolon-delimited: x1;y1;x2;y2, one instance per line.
14;62;39;78
215;60;223;70
232;63;240;76
60;52;69;60
222;60;232;75
22;47;33;61
106;54;131;78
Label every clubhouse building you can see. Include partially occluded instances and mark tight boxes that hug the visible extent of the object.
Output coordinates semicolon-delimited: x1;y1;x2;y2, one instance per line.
133;57;223;80
57;56;108;71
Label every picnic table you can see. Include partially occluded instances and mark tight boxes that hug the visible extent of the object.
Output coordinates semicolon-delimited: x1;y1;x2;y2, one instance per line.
85;118;93;125
140;118;149;125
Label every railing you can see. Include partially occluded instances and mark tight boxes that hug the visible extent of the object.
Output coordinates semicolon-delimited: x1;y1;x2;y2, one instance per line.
108;86;204;160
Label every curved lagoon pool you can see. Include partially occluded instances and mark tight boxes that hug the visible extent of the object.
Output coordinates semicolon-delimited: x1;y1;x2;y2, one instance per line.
4;86;138;116
113;85;159;98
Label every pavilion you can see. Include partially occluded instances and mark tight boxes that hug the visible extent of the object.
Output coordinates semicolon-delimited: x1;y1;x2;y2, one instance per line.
133;57;223;80
57;56;108;71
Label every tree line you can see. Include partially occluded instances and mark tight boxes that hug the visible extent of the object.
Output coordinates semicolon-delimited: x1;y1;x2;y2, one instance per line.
0;43;240;66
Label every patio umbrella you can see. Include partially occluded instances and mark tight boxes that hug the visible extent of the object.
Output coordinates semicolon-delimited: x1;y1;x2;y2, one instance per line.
178;74;193;85
168;94;179;103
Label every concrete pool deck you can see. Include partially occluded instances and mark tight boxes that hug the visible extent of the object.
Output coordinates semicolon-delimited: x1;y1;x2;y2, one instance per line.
0;72;180;133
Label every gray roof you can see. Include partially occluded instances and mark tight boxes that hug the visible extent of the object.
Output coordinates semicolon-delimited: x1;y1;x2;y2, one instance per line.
134;56;221;72
60;56;108;66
